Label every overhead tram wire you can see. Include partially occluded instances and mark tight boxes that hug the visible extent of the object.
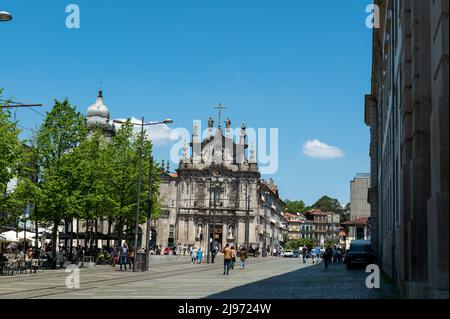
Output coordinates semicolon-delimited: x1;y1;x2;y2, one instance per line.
16;123;36;133
0;99;45;135
0;100;46;118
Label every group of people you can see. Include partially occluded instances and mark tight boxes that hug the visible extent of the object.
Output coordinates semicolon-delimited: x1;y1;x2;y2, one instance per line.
295;245;345;266
189;246;204;264
111;243;136;271
223;244;247;275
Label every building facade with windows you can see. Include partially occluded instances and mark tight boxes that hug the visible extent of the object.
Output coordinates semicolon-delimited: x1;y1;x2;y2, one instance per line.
258;179;286;256
365;0;448;298
296;209;341;244
350;173;371;219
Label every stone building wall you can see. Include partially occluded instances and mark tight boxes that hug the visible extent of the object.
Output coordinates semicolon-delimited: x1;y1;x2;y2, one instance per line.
365;0;448;298
350;174;371;219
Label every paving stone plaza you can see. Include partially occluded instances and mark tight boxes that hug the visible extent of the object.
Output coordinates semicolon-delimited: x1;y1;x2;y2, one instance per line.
0;257;399;299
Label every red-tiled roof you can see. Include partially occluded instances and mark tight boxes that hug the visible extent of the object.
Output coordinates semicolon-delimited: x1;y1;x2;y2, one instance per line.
305;209;326;215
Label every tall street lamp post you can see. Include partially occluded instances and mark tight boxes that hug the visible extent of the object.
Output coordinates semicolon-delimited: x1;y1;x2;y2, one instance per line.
144;155;153;271
113;117;173;271
207;164;226;264
244;179;252;250
259;188;268;257
210;180;223;264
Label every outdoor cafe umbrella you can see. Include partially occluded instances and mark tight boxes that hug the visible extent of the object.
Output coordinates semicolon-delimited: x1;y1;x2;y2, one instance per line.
17;231;35;242
0;230;27;242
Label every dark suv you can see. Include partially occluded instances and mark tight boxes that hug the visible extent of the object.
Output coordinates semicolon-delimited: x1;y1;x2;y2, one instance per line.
345;240;376;269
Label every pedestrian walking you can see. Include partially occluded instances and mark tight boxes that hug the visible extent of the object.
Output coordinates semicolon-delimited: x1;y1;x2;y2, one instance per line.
332;246;337;263
311;248;316;264
223;243;232;275
324;246;332;268
230;246;236;269
72;247;78;264
190;246;197;264
119;243;128;272
337;248;343;263
315;246;322;263
211;240;218;264
302;245;308;264
239;247;247;269
197;247;203;264
128;247;135;270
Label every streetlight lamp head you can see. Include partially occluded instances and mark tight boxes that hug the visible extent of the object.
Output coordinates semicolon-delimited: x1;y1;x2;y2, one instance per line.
0;11;12;22
162;118;173;124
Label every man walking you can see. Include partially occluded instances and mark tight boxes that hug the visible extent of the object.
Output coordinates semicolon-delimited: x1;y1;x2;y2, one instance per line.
302;245;308;264
119;243;128;272
239;246;247;270
223;243;232;275
211;241;218;264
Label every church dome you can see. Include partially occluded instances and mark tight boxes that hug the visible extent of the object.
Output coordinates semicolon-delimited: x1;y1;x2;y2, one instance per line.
87;90;110;119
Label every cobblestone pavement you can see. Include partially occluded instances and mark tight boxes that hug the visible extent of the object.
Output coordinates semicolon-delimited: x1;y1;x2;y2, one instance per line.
0;257;399;299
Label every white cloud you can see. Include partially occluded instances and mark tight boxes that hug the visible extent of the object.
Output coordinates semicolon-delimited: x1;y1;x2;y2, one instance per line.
114;117;176;146
302;139;344;159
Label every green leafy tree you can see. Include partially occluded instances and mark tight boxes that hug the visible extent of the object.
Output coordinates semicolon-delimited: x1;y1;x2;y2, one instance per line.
37;99;86;268
69;129;116;249
312;196;342;213
12;138;42;255
286;238;316;251
284;200;306;213
0;89;22;226
106;121;161;247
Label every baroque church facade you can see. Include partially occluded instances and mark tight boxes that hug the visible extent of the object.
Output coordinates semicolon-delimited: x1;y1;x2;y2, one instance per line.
152;114;286;253
77;91;286;254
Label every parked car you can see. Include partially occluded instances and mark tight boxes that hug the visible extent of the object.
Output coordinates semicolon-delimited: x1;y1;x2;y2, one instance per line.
283;250;294;258
292;250;300;258
345;240;376;268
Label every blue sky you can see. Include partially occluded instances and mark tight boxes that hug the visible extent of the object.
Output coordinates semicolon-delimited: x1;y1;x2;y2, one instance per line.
0;0;372;206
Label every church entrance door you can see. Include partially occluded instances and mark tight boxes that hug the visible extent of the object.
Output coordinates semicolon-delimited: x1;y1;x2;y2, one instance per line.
210;224;223;250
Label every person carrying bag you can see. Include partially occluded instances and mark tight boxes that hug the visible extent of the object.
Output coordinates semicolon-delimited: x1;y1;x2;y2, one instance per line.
230;246;236;270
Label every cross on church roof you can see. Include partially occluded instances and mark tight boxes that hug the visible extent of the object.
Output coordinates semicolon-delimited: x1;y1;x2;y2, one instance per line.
214;103;227;129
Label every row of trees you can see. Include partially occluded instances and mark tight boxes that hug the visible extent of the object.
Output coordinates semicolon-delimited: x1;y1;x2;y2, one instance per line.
284;238;316;251
0;89;161;267
284;196;350;222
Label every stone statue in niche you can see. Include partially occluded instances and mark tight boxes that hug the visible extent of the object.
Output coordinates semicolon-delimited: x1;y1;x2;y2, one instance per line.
227;225;234;240
197;223;203;239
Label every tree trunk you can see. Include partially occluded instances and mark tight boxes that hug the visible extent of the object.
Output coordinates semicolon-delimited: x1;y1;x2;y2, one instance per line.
70;219;73;253
117;215;125;246
51;222;58;269
34;204;39;258
89;219;94;251
76;219;79;249
64;219;69;249
107;216;112;249
94;218;98;249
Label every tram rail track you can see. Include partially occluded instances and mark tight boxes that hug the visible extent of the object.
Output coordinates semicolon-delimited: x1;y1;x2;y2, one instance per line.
0;257;274;299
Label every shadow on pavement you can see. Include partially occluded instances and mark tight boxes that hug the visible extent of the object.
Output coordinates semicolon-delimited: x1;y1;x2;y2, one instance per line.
206;262;400;299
